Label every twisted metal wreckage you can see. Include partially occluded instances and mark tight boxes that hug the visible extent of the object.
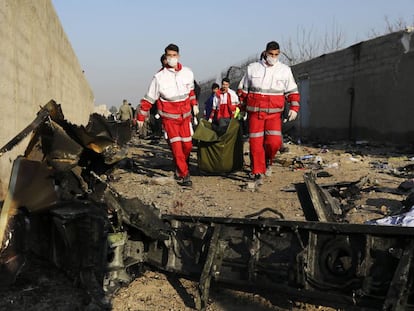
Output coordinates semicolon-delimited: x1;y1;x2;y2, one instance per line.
1;100;414;310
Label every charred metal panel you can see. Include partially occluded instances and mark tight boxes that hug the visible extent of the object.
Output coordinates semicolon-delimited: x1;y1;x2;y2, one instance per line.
303;172;342;222
0;210;26;286
0;101;133;306
86;113;132;147
142;215;414;310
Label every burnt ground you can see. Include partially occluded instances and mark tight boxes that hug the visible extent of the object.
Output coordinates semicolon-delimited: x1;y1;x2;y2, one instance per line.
1;134;414;311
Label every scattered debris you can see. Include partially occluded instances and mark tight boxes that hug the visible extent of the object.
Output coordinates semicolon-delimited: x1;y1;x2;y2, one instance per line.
2;101;414;311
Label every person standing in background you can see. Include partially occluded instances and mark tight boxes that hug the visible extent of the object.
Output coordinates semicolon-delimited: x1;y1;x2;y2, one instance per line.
208;77;239;135
117;99;134;121
203;83;220;121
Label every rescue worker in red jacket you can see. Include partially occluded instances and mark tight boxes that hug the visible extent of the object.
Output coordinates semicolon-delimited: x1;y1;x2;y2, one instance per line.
208;77;239;134
238;41;300;184
137;44;199;187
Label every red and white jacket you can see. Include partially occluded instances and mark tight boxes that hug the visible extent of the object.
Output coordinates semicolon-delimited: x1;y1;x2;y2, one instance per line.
209;88;239;120
137;63;197;122
238;60;300;114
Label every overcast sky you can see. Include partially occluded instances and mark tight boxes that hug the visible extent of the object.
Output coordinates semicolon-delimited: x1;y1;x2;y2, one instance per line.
51;0;414;108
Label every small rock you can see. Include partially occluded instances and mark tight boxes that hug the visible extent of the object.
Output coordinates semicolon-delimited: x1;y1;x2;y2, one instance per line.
380;205;388;215
246;182;256;190
150;176;174;186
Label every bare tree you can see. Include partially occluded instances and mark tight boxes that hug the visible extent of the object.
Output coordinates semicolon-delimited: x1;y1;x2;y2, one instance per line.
280;20;345;65
322;20;346;53
216;17;412;84
367;15;414;38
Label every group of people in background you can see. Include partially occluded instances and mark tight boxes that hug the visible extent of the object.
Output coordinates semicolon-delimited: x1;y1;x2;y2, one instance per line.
128;40;300;187
205;77;240;136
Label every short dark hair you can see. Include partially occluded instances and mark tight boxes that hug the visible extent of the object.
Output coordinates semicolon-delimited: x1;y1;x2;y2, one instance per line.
165;43;179;53
222;77;230;84
266;41;280;51
160;54;166;65
211;83;219;90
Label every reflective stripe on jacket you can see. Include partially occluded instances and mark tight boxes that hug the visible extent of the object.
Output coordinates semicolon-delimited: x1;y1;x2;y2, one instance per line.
211;88;239;120
138;63;196;121
238;60;300;113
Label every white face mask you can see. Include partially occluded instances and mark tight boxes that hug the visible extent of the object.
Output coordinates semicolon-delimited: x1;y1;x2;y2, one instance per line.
266;55;278;66
167;57;178;67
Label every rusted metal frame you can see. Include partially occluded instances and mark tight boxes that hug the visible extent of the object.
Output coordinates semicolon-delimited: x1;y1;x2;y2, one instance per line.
195;224;223;311
247;226;260;282
162;215;414;236
158;215;414;310
383;240;414;311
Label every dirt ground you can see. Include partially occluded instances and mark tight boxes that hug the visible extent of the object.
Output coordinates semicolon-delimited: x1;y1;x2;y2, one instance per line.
114;135;413;226
1;134;414;311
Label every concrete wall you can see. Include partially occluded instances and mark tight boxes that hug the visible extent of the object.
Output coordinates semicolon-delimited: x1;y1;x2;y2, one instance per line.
199;30;414;144
0;0;94;196
291;29;414;143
